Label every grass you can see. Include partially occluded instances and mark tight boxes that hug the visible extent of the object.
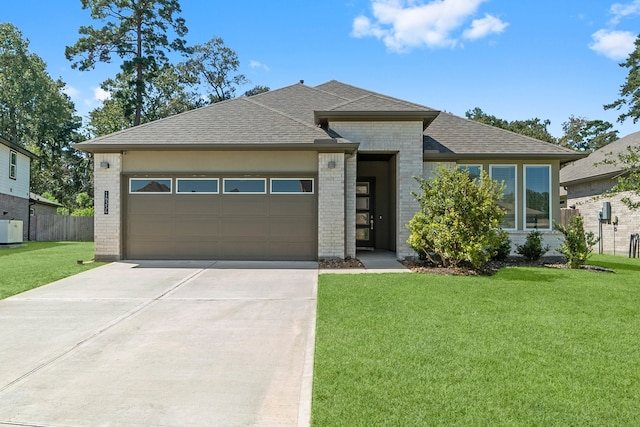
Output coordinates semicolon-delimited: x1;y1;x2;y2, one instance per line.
312;254;640;426
0;241;105;299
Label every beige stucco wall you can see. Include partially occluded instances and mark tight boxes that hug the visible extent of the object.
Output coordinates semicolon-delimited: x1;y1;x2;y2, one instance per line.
566;178;640;256
123;151;318;173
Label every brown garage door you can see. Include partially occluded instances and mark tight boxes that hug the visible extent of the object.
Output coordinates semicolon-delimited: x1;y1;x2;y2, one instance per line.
124;176;317;260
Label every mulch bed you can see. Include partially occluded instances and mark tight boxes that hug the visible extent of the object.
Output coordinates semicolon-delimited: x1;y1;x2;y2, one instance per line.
318;257;365;269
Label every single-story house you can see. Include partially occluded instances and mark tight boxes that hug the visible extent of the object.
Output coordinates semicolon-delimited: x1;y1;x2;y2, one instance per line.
560;131;640;255
1;135;37;241
29;192;63;216
76;80;583;261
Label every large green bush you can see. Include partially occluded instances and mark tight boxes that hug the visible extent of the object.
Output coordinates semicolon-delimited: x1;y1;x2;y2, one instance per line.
554;215;599;268
408;166;506;269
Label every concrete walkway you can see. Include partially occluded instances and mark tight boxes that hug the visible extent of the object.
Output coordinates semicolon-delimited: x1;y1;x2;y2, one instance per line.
320;250;410;274
0;261;318;427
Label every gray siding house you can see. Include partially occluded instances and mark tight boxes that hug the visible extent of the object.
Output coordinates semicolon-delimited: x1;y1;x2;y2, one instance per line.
560;131;640;255
76;80;582;261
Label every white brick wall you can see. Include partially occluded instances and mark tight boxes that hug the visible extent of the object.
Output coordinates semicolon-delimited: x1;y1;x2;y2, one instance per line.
331;121;424;259
318;152;345;259
509;231;564;257
94;153;122;260
345;154;357;258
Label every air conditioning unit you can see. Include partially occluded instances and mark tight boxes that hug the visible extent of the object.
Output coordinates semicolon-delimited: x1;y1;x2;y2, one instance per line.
0;220;23;244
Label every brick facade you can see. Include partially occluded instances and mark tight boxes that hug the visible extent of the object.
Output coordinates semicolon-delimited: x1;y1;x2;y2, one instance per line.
318;152;345;259
93;153;122;260
567;179;640;256
330;121;424;259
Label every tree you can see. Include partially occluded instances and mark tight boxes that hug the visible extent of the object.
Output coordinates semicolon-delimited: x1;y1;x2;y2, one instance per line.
244;85;270;97
604;33;640;123
1;23;88;211
600;145;640;210
65;0;189;126
558;115;618;152
181;37;248;103
465;108;556;143
408;166;506;269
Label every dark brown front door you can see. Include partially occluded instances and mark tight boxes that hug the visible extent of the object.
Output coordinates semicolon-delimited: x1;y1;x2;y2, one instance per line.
356;179;375;248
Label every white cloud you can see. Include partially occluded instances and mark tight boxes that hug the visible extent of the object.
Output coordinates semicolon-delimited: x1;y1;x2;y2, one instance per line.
249;60;270;71
462;13;508;40
610;0;640;24
351;0;506;52
93;87;111;102
62;85;80;99
589;29;636;60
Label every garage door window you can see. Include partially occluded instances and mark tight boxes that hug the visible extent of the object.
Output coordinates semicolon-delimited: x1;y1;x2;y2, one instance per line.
177;178;219;194
130;178;172;193
271;178;314;194
223;178;266;194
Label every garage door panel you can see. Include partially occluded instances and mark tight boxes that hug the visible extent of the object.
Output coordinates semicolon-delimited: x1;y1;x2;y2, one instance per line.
126;176;316;260
269;197;315;216
222;198;268;216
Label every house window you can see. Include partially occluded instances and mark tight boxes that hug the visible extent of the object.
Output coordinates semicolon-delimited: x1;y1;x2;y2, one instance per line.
129;178;172;193
458;164;482;180
9;150;17;179
490;165;517;229
176;178;219;194
270;178;314;194
223;178;266;194
524;165;551;230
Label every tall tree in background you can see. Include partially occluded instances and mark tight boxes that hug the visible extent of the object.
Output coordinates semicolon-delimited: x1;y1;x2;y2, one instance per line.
465;108;556;143
181;37;248;103
65;0;189;126
0;23;88;209
558;116;618;152
604;34;640;123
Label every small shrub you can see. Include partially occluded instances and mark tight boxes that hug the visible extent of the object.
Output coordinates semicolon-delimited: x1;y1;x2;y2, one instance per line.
516;230;549;262
491;229;512;261
554;215;599;269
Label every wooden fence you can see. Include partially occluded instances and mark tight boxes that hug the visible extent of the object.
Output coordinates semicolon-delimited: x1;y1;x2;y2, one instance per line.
559;208;580;228
29;215;94;242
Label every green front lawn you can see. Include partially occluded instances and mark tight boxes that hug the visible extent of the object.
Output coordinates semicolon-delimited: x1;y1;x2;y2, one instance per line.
0;241;105;299
313;255;640;426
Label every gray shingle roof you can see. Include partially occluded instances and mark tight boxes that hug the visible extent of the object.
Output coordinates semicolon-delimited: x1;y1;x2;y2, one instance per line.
559;130;640;185
424;112;585;160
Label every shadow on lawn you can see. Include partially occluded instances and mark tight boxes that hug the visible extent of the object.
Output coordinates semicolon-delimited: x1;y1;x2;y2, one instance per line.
492;267;562;283
588;260;640;272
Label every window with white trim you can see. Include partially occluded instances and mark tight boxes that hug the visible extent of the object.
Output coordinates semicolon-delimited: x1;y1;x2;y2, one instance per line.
9;150;17;180
458;164;482;181
270;178;314;194
490;165;517;229
223;178;266;194
129;178;172;193
176;178;219;194
524;165;551;230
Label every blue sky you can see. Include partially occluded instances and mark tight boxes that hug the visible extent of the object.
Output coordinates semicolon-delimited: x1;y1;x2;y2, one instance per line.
3;0;640;138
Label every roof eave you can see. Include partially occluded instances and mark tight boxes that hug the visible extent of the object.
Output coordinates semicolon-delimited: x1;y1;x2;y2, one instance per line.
74;141;360;155
423;152;587;163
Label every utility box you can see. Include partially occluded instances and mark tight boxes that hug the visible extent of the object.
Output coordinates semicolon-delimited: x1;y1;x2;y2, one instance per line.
601;202;612;223
0;220;23;244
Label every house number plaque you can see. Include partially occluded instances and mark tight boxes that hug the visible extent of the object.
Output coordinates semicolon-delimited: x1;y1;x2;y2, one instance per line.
104;190;109;215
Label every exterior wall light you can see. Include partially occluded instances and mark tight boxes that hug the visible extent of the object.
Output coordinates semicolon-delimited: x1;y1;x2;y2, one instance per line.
328;160;336;169
100;161;110;169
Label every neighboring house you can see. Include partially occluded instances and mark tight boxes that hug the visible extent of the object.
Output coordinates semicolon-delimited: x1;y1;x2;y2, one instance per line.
560;131;640;255
75;80;583;261
30;192;63;216
0;135;36;241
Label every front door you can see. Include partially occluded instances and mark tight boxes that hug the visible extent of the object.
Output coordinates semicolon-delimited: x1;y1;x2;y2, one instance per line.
356;179;375;248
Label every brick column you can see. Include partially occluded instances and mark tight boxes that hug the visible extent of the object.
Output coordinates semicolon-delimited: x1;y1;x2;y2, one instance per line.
94;153;122;260
318;153;345;259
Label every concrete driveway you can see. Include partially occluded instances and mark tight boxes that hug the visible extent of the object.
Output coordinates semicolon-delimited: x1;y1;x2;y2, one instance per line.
0;260;318;427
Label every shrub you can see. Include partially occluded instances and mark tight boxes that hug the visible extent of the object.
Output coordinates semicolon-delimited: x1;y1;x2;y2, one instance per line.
491;229;512;261
407;166;505;269
515;230;549;262
554;215;599;269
